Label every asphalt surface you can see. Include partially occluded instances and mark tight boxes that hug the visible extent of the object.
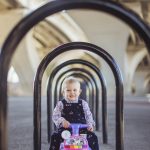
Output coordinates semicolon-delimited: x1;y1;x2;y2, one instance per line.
7;96;150;150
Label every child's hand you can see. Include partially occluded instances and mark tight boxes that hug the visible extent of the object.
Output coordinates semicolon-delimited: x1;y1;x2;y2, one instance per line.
87;126;94;132
62;120;70;128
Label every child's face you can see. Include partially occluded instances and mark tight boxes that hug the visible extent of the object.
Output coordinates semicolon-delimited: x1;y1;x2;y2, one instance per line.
63;82;81;101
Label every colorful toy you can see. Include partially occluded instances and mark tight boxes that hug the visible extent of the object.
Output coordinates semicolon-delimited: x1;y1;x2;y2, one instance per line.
60;124;91;150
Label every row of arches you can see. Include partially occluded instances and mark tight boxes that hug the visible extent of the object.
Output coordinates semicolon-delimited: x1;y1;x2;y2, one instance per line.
33;42;123;150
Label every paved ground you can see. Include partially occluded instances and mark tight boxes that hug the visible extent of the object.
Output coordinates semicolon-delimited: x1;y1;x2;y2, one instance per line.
7;96;150;150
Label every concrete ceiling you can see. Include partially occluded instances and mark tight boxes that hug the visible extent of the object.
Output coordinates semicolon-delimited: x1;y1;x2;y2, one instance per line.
0;0;150;96
1;0;150;68
1;0;149;61
0;0;149;28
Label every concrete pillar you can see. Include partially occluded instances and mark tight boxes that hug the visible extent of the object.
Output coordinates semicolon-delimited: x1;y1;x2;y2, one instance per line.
0;9;43;95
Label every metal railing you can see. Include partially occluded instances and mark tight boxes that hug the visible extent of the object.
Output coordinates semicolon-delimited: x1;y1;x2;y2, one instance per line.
33;42;124;150
46;59;107;143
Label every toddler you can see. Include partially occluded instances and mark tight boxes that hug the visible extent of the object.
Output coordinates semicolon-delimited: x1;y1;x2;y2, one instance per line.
49;76;99;150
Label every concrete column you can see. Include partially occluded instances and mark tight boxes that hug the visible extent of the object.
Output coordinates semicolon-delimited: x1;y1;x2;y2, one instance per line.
0;9;45;95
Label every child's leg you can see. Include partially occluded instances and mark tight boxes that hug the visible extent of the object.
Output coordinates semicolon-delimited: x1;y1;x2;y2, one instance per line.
80;129;99;150
49;132;63;150
86;131;99;150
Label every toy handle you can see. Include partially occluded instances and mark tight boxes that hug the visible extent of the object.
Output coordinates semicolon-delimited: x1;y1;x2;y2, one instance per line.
70;123;88;136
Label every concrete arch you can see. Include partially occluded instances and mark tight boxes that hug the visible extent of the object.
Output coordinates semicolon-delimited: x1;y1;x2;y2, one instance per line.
128;48;147;83
46;12;88;42
0;7;94;95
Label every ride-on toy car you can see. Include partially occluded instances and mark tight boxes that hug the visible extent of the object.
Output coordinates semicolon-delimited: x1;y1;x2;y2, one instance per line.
60;123;91;150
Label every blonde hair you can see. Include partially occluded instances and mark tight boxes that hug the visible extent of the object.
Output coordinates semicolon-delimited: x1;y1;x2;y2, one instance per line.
61;76;81;92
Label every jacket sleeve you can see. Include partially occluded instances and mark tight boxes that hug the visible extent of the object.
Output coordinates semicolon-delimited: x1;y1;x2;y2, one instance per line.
82;100;95;128
52;101;65;128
